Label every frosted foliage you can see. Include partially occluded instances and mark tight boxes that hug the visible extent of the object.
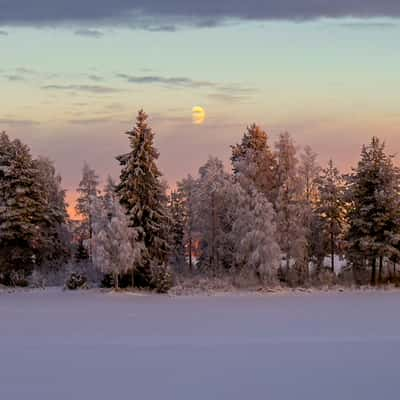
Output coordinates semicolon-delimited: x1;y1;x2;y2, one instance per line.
274;132;307;272
193;157;234;272
92;194;142;279
232;186;280;282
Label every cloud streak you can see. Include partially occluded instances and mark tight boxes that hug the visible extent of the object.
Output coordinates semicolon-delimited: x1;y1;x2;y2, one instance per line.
1;1;400;27
0;118;39;126
42;84;122;94
5;75;25;81
116;73;256;101
68;117;115;125
339;21;398;29
116;73;215;88
0;30;8;35
74;29;104;38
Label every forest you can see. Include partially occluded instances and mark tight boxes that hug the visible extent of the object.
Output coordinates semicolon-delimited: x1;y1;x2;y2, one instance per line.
1;109;400;292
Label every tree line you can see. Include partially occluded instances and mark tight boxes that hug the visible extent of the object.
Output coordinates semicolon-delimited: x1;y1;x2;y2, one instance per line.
1;110;400;290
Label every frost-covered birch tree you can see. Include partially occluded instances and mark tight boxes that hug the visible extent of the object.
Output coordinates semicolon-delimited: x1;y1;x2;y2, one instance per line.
274;132;307;283
231;186;280;283
177;174;197;272
92;182;142;289
194;157;235;274
75;162;100;260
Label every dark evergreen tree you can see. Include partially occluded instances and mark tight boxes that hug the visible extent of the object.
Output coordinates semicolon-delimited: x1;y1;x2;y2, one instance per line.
0;132;48;276
35;156;71;267
75;240;89;263
315;159;346;272
168;189;186;271
345;137;400;285
116;110;171;291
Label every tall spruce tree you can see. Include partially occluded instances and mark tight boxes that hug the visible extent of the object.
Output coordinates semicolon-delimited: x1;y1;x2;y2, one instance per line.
116;110;171;291
35;156;70;266
315;159;346;272
346;137;400;285
0;132;48;276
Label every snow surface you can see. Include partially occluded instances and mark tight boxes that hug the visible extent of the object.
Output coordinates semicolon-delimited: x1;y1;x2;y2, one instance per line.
1;289;400;399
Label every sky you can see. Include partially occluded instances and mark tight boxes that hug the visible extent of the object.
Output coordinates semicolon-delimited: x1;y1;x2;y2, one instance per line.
1;1;400;215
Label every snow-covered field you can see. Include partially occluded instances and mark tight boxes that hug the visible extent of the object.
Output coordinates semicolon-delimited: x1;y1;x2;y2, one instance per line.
1;289;400;399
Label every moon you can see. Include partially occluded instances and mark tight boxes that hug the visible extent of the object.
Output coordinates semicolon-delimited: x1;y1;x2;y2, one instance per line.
192;106;206;125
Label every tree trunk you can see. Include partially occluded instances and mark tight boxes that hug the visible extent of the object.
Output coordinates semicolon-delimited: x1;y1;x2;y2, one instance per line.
378;256;383;284
330;230;335;273
211;192;216;274
114;272;119;290
371;257;376;286
131;268;135;288
188;235;193;273
88;210;93;262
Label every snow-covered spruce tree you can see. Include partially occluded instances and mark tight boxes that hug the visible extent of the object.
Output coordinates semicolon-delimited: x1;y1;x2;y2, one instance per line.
177;174;197;272
116;110;171;292
345;137;400;285
231;185;280;284
35;156;71;267
0;132;48;277
75;162;100;260
92;180;143;289
193;156;235;275
168;189;186;272
231;124;276;202
274;132;307;284
315;159;346;272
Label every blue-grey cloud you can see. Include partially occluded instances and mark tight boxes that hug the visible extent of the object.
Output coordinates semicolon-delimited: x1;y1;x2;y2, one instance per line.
87;74;103;82
339;21;398;29
68;117;115;125
5;74;25;81
208;93;251;103
0;30;8;35
116;73;215;88
74;29;104;38
116;73;256;101
42;84;122;93
1;1;400;27
15;67;36;74
145;24;177;32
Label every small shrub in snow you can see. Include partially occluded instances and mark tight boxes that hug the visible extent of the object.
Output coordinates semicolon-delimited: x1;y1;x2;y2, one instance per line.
65;273;88;290
0;270;29;287
150;264;173;293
